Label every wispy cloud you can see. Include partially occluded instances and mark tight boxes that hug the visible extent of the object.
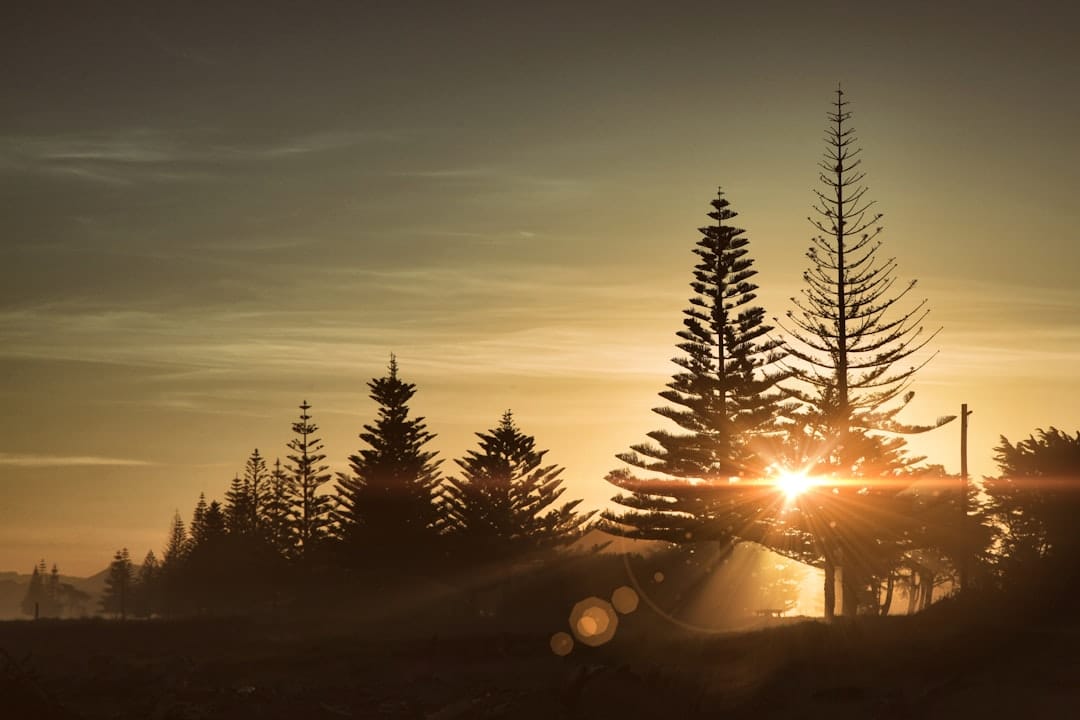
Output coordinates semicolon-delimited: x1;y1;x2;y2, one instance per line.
0;128;401;185
0;454;153;467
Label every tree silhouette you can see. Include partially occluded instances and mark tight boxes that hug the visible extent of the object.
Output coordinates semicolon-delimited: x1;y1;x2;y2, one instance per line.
224;448;271;538
285;401;333;559
101;548;134;619
442;410;592;561
134;550;160;618
262;457;297;558
162;510;188;566
985;427;1080;589
776;88;953;618
334;356;443;566
20;561;45;618
603;188;787;543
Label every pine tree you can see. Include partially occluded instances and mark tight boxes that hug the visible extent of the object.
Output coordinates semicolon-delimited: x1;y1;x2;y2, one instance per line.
225;448;269;537
779;87;951;475
189;493;210;548
101;548;134;619
334;356;444;565
20;562;45;618
263;457;297;558
45;563;62;617
776;87;953;618
442;411;592;560
603;188;787;543
285;401;333;559
162;510;188;567
224;474;253;536
159;511;189;616
134;550;160;618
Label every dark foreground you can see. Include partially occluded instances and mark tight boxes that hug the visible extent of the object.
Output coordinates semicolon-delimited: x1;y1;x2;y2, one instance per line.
2;593;1079;720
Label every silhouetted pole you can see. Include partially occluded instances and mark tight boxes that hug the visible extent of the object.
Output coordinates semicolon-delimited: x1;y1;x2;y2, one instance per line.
959;403;973;590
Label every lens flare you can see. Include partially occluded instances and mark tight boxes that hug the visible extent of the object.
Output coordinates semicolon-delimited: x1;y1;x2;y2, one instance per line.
776;470;814;499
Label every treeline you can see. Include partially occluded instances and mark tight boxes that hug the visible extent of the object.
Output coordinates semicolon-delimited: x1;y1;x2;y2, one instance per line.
97;358;594;618
19;560;92;618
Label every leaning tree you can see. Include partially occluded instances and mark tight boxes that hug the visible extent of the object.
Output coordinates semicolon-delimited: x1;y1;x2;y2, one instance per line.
776;87;954;618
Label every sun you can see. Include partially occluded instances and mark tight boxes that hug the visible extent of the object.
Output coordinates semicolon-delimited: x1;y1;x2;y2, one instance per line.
776;470;814;500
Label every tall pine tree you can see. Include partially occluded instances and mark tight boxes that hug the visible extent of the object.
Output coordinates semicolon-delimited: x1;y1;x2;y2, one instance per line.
776;87;953;618
285;401;333;559
334;356;443;566
603;188;787;543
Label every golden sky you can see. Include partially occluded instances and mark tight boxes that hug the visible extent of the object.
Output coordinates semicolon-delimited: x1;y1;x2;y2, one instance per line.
2;1;1078;574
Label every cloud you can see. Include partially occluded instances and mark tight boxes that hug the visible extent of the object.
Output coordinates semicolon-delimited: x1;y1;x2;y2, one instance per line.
0;128;401;185
0;454;153;467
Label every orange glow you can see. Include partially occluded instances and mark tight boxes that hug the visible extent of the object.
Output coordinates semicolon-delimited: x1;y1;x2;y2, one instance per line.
776;470;814;500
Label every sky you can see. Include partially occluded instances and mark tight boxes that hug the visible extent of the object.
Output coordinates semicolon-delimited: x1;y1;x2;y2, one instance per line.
1;1;1078;575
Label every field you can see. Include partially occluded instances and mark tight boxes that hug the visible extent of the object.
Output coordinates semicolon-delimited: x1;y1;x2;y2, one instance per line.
3;585;1079;720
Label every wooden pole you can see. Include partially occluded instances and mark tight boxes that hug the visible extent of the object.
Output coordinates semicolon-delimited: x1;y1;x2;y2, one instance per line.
959;403;972;590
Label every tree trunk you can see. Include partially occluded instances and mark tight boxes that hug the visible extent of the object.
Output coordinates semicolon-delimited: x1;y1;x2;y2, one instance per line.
823;560;836;621
880;574;894;616
921;572;935;611
841;568;858;618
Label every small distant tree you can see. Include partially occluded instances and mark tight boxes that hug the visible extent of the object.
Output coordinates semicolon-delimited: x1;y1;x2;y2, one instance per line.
334;356;444;566
226;448;269;537
44;563;62;617
186;500;229;612
101;548;134;619
134;550;160;618
225;474;254;536
442;410;593;561
20;561;45;618
162;510;188;567
159;510;189;615
285;402;333;559
263;458;296;558
189;493;210;548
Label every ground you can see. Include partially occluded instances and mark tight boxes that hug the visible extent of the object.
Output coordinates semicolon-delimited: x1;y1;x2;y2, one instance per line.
2;592;1079;719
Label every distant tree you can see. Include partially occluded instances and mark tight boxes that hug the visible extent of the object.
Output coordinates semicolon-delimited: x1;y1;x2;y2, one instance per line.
189;498;226;557
101;548;134;619
162;510;188;567
602;188;787;545
189;493;210;548
20;561;45;618
159;511;189;615
44;563;62;617
226;448;269;537
225;474;254;536
185;500;230;612
442;410;593;560
285;401;333;559
334;356;444;566
776;88;953;618
263;457;297;558
134;550;160;618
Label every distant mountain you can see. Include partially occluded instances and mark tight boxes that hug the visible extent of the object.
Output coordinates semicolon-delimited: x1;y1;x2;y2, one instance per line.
0;568;110;620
